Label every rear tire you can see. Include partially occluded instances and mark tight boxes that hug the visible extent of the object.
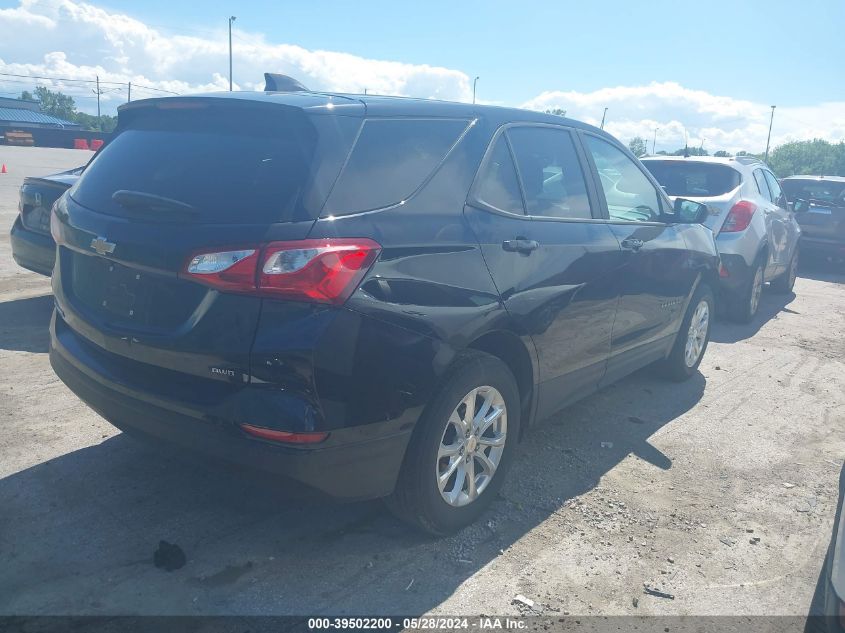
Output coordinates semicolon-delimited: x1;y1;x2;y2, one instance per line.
656;283;714;382
385;351;520;536
727;259;764;323
771;247;798;294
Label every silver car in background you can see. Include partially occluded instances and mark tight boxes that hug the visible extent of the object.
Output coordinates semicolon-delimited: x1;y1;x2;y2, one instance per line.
642;156;801;322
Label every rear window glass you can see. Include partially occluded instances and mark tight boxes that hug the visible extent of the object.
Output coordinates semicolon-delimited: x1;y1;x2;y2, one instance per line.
782;179;845;206
322;118;470;216
643;160;741;197
71;103;358;224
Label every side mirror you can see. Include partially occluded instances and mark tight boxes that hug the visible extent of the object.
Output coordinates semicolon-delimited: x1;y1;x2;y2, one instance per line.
790;198;810;213
673;198;709;223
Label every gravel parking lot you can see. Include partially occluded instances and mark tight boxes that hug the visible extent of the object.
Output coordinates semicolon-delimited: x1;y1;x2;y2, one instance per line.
0;145;843;617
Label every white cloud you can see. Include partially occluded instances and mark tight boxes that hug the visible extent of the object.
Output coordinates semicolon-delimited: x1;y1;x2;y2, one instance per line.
0;0;472;106
1;0;843;153
521;82;845;153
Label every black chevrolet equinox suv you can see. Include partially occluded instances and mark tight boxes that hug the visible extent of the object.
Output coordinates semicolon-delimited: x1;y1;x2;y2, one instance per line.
49;90;719;534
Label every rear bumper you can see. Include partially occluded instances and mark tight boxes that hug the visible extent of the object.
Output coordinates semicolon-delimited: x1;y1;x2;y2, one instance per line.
10;217;55;276
715;252;753;294
49;310;412;500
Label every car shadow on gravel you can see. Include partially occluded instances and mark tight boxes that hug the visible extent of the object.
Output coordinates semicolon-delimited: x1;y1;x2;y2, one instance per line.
0;363;704;616
798;253;845;285
0;293;53;353
710;288;798;344
804;461;844;631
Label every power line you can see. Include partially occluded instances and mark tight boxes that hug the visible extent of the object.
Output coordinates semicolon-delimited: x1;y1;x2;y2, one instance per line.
0;71;181;95
0;82;102;100
0;71;123;85
131;84;181;95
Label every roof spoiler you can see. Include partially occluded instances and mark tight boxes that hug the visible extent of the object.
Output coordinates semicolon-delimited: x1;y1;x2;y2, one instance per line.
264;73;310;92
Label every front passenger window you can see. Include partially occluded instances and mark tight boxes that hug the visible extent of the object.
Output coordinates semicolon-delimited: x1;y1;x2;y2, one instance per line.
585;135;662;222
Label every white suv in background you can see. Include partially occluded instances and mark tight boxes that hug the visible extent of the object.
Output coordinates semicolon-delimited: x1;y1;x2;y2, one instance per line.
642;156;801;322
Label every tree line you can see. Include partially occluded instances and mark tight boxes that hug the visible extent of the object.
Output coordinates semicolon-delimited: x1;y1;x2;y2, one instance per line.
20;87;117;133
627;135;845;177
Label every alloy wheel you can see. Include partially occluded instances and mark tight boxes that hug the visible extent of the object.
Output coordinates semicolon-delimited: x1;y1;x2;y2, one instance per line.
684;299;710;368
436;386;507;507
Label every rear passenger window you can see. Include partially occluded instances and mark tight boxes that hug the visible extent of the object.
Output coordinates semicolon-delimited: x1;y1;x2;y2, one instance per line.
753;169;772;202
323;118;469;215
474;136;525;215
585;135;662;222
507;127;592;219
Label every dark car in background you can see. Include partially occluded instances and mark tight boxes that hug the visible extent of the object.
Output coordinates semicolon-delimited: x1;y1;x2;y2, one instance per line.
49;91;720;534
781;176;845;261
11;166;82;275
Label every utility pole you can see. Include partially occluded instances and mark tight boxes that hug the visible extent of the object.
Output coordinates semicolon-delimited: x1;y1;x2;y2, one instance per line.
600;107;608;130
228;16;237;91
92;75;102;123
127;81;131;103
652;127;658;154
472;76;479;104
764;105;776;161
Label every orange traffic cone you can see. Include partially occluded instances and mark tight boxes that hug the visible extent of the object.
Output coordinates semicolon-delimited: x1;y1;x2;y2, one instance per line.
0;164;6;174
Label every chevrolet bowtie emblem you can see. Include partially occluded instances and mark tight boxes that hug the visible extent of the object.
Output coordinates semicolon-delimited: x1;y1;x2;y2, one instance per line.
90;236;116;256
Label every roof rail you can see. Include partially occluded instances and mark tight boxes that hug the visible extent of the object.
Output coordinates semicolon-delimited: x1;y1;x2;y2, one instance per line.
733;156;764;165
263;73;310;92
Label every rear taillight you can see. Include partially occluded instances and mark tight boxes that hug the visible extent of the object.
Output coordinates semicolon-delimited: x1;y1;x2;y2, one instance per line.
182;238;381;304
721;201;756;233
186;249;259;292
259;239;381;304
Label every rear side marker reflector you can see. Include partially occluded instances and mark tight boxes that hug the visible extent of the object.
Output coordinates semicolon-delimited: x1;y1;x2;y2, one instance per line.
182;238;381;305
240;423;329;445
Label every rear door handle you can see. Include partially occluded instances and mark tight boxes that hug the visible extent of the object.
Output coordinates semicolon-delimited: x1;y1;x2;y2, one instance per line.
502;238;540;254
621;237;644;251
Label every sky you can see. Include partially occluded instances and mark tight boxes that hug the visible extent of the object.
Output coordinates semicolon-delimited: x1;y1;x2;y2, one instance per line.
1;0;844;153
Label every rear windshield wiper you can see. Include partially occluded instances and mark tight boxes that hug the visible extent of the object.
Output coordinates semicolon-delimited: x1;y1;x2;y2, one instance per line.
112;190;198;214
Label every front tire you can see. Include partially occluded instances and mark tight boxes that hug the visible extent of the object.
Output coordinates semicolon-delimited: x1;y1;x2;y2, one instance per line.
386;351;520;536
656;283;714;382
